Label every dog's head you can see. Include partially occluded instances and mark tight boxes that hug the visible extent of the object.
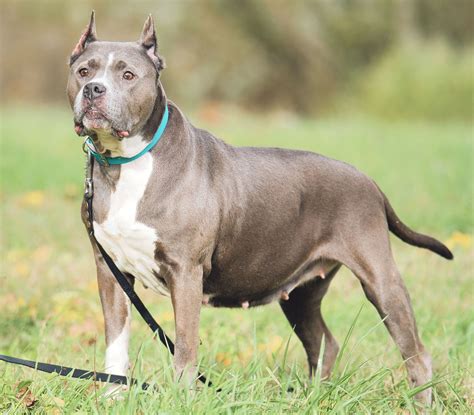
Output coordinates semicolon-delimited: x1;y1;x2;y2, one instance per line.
67;12;165;140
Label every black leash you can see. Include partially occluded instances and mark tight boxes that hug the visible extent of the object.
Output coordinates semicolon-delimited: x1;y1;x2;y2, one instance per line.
0;354;150;390
1;151;213;390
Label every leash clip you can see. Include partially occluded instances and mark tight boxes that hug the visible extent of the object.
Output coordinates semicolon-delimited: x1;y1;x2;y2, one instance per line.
83;137;109;166
84;150;94;199
84;178;93;199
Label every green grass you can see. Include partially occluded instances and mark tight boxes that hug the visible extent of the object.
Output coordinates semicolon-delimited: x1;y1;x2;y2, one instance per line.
0;106;472;413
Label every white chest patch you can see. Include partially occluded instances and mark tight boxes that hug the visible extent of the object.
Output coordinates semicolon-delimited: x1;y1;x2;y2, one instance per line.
94;153;169;296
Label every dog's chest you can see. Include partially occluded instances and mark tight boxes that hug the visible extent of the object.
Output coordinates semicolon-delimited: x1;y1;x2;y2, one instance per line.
93;154;169;296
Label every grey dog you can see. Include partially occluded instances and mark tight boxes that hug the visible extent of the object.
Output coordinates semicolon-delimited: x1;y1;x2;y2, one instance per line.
67;13;452;404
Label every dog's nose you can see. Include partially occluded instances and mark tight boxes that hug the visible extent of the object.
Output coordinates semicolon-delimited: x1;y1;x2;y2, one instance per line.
83;82;106;100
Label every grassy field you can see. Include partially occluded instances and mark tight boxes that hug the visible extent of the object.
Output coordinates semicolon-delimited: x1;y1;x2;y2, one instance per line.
0;106;472;413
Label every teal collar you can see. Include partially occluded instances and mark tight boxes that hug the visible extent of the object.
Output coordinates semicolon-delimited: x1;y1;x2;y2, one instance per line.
84;104;169;166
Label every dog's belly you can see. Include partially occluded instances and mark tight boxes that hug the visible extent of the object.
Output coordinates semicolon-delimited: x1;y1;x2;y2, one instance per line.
204;258;338;308
93;153;169;297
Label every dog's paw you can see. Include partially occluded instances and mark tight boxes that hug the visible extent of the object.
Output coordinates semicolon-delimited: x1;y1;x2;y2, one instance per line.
103;384;129;401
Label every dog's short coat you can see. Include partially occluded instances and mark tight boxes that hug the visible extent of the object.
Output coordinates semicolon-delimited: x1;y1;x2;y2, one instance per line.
67;13;452;404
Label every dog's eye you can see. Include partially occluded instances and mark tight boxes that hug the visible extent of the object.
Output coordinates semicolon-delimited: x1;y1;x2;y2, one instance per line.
123;71;135;81
78;68;89;78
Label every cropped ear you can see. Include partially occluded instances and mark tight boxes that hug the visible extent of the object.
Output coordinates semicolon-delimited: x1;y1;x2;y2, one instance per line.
69;11;97;65
139;15;165;72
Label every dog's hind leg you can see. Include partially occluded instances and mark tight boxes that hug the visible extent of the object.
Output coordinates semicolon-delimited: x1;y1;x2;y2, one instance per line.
279;265;341;379
343;233;433;405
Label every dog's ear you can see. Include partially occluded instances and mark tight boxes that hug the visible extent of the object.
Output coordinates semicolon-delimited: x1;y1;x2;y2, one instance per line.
69;11;97;66
139;15;165;72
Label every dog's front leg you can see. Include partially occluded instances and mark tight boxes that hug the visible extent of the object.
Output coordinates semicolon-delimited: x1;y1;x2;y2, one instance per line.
92;246;132;378
169;266;203;385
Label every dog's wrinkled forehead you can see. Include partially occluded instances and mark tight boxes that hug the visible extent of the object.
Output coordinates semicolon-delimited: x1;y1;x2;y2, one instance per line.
72;42;157;80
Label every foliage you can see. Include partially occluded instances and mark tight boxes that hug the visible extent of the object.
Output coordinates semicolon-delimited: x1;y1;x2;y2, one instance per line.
345;41;474;120
0;0;472;118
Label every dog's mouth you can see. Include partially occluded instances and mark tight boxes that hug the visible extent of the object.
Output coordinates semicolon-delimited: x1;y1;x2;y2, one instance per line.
84;107;106;121
74;107;129;139
82;107;110;130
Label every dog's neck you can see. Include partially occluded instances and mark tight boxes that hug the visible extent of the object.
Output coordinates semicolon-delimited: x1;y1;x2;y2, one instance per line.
94;83;167;158
94;134;149;158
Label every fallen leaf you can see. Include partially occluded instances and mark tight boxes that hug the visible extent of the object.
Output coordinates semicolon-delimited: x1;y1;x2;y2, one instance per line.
52;396;65;407
199;101;222;124
238;347;253;364
13;262;29;277
158;311;174;322
216;352;232;366
86;381;101;395
0;294;20;312
6;249;27;262
86;279;98;294
445;231;472;250
15;383;38;409
258;335;283;354
19;190;45;207
85;337;97;346
64;183;80;199
32;245;52;262
68;320;99;337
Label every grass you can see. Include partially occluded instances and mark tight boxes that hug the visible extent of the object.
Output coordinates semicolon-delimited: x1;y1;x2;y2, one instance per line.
0;105;472;413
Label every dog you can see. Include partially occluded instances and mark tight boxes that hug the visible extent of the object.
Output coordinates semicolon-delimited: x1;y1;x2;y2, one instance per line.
67;13;452;404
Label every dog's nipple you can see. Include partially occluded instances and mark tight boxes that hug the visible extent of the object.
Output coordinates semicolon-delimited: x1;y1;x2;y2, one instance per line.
280;290;290;301
241;301;249;309
320;272;326;279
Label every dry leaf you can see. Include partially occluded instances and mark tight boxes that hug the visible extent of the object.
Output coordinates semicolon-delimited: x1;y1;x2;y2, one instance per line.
85;337;97;346
52;396;65;407
258;335;283;354
216;352;232;366
445;231;472;250
15;384;38;409
13;262;29;277
64;183;80;199
19;190;45;207
158;311;174;322
32;245;52;262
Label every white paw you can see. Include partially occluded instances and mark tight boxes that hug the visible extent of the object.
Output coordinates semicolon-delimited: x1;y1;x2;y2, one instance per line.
103;383;129;401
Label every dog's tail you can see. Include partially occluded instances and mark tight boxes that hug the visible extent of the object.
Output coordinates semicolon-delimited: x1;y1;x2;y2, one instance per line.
380;190;453;260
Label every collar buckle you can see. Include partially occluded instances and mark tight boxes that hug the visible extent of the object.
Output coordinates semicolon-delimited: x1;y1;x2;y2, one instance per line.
96;153;109;166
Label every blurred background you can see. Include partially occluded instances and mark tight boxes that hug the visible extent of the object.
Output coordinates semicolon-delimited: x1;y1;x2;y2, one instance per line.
0;1;472;411
1;0;473;118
